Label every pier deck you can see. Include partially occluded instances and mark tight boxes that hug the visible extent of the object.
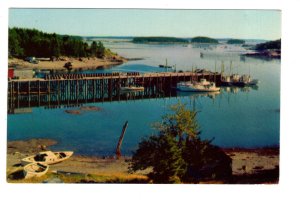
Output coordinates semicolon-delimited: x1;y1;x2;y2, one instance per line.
7;71;221;113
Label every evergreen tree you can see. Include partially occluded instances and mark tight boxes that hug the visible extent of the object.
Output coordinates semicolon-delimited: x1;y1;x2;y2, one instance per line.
96;41;105;58
90;41;98;57
8;28;23;57
8;27;106;59
130;102;232;183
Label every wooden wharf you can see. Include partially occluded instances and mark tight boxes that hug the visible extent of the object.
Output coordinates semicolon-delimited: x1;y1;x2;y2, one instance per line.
7;71;221;113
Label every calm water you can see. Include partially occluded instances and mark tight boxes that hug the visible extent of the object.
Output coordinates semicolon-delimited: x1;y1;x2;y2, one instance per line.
7;40;280;156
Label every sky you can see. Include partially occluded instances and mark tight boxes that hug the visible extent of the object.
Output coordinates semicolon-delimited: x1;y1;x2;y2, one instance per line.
9;9;281;40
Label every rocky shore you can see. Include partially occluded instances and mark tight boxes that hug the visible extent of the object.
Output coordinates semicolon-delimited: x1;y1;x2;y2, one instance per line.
6;139;279;184
243;50;281;59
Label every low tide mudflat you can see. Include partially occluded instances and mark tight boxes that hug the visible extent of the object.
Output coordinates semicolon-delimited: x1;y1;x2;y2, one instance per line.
7;139;279;184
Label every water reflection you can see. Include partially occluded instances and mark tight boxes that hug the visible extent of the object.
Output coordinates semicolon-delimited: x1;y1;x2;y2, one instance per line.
221;85;259;94
176;91;221;99
8;82;259;114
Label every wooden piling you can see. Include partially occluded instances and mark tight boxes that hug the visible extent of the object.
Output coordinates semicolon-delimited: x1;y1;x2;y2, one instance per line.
116;121;128;159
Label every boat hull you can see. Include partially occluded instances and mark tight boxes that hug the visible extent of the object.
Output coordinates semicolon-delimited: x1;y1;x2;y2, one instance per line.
176;79;220;92
120;86;144;92
21;151;73;166
23;163;49;179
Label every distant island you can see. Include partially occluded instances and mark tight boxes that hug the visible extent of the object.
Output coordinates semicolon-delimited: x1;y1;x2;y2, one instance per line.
227;39;245;44
191;36;219;44
255;39;281;51
243;39;281;59
132;37;188;43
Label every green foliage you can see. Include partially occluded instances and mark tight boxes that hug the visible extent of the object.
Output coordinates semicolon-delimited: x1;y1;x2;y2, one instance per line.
8;27;105;58
132;37;188;43
132;133;186;183
183;138;232;183
154;103;199;143
191;36;219;44
9;28;24;57
255;39;281;51
130;102;232;183
227;39;245;44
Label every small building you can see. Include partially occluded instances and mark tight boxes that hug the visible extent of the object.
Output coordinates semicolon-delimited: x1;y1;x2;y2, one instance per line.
13;69;35;79
8;68;14;79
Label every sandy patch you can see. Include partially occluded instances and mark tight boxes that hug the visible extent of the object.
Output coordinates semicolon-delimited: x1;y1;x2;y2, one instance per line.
8;56;127;70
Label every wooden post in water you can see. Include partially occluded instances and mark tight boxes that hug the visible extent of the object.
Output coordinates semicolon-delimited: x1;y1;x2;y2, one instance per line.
116;121;128;159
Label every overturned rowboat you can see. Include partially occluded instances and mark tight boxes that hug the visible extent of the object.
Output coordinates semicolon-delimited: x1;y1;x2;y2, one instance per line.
23;162;49;179
21;151;73;166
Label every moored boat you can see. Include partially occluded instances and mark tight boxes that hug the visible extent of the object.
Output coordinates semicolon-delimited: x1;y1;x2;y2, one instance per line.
176;79;220;92
221;74;259;87
232;74;259;86
159;65;172;68
23;162;49;179
21;151;73;166
159;58;173;68
120;86;144;92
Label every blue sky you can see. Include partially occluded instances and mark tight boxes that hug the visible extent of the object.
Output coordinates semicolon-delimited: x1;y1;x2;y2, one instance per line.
9;9;281;40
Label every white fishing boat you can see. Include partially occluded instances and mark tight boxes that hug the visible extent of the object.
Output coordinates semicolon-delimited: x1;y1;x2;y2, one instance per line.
220;61;259;87
233;74;259;86
23;163;49;179
21;151;73;166
176;79;220;92
120;86;144;92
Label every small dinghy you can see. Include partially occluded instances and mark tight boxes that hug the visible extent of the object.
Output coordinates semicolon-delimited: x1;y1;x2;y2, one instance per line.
21;151;73;166
120;86;144;92
23;163;49;179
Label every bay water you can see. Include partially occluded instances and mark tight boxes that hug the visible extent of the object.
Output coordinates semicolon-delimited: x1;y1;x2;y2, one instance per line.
7;40;280;156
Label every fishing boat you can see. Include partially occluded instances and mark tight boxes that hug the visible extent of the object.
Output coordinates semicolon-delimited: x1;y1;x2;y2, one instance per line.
23;163;49;179
21;151;73;166
159;58;172;68
232;74;259;86
221;74;259;87
120;86;144;92
220;61;259;86
176;79;220;92
221;74;240;86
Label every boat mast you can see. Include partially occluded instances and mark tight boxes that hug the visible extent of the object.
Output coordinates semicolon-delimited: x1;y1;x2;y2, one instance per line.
214;60;217;83
221;61;225;76
191;66;194;83
248;65;251;77
230;60;232;75
165;58;168;72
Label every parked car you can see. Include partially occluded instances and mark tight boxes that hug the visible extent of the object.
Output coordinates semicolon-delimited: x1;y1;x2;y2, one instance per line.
24;57;39;64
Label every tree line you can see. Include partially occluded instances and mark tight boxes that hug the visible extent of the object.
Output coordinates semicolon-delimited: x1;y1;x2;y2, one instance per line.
191;36;219;44
132;36;222;44
132;37;189;43
9;27;105;59
255;39;281;51
227;39;245;44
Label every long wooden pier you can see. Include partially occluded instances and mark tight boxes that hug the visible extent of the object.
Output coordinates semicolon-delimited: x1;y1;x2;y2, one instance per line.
7;71;221;114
